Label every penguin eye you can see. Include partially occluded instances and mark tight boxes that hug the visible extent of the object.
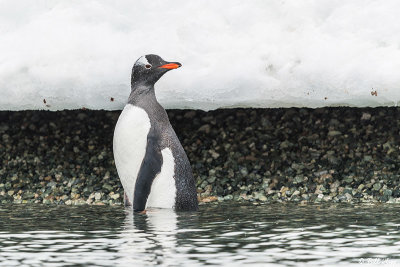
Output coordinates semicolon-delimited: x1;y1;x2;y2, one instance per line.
145;64;152;69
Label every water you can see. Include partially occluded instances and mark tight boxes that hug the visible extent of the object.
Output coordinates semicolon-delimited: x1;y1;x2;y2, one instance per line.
1;203;400;267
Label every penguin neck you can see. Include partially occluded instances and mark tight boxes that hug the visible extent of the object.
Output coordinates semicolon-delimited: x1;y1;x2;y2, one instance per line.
128;82;157;105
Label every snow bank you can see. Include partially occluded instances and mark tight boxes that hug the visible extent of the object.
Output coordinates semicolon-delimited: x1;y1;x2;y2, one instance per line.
1;0;400;111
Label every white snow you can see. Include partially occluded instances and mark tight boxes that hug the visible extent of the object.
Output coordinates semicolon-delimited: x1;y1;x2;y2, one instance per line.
1;0;400;111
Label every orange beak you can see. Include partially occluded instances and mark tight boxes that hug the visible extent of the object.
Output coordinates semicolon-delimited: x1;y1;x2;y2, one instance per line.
158;62;182;69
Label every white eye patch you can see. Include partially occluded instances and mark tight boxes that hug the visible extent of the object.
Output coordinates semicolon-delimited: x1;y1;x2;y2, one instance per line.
135;55;150;66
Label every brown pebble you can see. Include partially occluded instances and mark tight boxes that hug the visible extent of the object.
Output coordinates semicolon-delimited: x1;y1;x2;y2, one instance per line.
200;196;218;203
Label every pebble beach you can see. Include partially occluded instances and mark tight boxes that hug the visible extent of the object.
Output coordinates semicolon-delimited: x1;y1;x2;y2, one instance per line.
1;108;400;205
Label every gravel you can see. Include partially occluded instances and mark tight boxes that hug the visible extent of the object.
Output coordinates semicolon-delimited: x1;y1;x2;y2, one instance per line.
1;107;400;205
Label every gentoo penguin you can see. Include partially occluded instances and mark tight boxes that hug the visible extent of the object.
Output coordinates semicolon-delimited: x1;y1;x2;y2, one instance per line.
113;54;198;212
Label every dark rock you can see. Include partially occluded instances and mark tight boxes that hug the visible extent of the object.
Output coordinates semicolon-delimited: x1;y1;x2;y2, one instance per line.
1;107;400;205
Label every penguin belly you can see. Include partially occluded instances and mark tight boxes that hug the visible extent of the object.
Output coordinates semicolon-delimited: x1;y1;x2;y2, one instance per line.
113;104;177;209
113;104;150;205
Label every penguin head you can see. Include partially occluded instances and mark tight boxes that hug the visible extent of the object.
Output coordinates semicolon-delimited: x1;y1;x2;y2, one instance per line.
131;54;181;88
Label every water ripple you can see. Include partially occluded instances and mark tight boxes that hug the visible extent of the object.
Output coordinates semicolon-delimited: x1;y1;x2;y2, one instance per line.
1;203;400;266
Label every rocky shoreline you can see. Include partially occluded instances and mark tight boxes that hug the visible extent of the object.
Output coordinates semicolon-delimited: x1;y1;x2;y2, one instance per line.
1;107;400;205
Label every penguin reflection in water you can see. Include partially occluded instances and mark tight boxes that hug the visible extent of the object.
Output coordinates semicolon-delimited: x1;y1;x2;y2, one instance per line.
113;55;198;213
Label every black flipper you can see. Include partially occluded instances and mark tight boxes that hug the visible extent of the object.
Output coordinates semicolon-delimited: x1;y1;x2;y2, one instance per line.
133;133;162;212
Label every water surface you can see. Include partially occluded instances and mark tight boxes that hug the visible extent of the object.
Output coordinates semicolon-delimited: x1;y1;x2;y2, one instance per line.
1;203;400;266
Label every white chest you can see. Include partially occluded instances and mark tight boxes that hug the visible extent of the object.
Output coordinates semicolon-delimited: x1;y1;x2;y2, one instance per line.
113;104;151;205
